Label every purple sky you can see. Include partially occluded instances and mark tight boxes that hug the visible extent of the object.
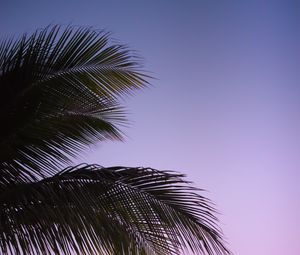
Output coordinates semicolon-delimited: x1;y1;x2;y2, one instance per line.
1;1;300;254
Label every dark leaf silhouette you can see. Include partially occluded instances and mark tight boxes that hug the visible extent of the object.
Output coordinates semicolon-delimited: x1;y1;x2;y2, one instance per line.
0;25;230;254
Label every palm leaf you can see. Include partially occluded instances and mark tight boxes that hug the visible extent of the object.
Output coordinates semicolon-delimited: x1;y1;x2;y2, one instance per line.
0;26;230;254
0;25;148;183
0;165;230;255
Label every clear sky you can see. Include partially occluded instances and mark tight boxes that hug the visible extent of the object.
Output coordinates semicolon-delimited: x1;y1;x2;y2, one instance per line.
1;1;300;254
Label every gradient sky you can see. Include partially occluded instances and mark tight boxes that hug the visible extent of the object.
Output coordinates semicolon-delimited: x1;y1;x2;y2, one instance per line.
1;1;300;254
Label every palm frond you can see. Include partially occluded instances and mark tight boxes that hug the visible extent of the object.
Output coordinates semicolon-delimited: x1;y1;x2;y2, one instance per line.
0;165;230;255
0;25;149;182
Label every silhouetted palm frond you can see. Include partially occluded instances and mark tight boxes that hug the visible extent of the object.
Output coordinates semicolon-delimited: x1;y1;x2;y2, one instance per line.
0;165;229;255
0;26;230;255
0;25;148;183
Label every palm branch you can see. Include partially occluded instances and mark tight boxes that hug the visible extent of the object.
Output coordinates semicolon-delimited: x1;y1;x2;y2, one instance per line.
0;25;230;254
0;25;148;183
0;165;229;255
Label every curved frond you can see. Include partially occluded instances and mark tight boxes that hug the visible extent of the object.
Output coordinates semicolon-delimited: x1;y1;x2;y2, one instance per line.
0;165;230;255
0;25;149;182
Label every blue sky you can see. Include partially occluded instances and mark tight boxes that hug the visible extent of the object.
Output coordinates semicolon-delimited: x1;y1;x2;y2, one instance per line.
1;1;300;254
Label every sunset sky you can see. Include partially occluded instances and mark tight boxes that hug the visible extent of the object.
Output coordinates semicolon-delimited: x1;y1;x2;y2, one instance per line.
1;1;300;254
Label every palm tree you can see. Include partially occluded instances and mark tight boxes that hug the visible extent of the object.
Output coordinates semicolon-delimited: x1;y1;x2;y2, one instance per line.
0;25;230;255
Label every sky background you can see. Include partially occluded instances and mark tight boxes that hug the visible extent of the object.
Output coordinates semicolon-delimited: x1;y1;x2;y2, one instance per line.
1;1;300;254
